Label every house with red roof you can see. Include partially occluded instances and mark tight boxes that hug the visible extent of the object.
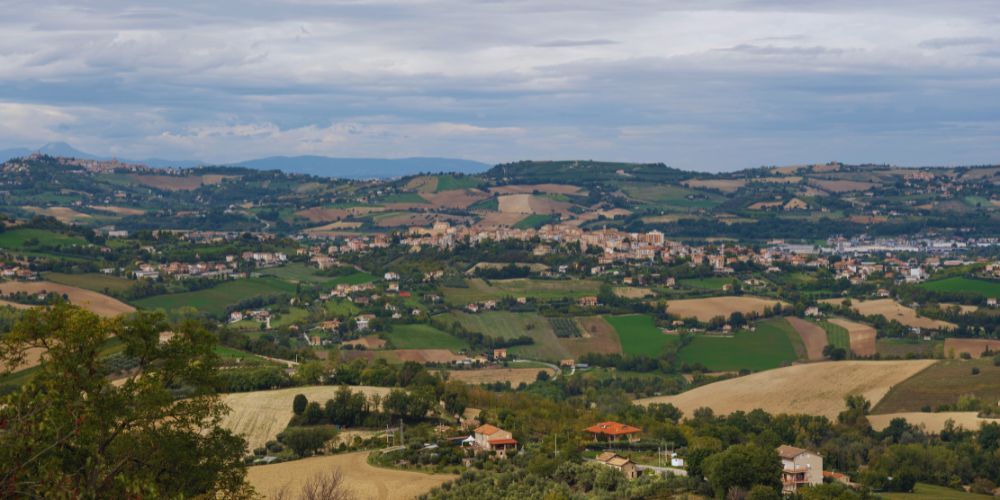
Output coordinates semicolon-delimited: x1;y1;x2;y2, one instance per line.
584;421;642;443
471;423;518;459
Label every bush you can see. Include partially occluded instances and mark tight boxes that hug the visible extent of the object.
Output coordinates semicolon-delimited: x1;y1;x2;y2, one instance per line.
278;427;336;457
293;394;308;415
972;367;981;375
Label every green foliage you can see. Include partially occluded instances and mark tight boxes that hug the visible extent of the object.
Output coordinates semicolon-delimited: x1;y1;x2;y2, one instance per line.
702;443;782;497
677;318;800;371
605;314;677;356
278;426;336;457
293;393;308;415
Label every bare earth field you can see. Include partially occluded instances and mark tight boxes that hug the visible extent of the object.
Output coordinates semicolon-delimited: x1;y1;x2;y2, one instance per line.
474;211;526;228
444;367;554;385
785;317;827;360
943;338;1000;357
420;189;489;209
126;174;235;191
868;412;996;433
827;318;878;357
635;360;936;419
824;298;955;330
559;316;622;357
665;296;787;322
88;205;146;216
489;183;582;195
247;451;455;500
24;206;92;223
497;194;572;215
220;386;392;449
0;281;135;317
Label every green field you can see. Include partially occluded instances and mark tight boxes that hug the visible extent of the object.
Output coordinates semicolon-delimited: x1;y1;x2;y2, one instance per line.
325;299;360;316
441;278;600;305
45;272;133;293
0;228;87;248
877;338;942;358
382;192;430;204
618;182;723;210
873;358;1000;413
922;277;1000;297
513;214;557;229
818;320;850;350
678;277;734;290
132;277;297;316
435;175;481;192
440;311;569;360
677;318;800;371
330;271;376;286
383;324;468;350
883;483;991;500
604;314;677;356
260;264;373;287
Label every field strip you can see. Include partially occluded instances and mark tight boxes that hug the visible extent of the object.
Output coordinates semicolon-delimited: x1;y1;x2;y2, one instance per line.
868;412;996;433
827;318;877;357
635;360;936;419
786;317;827;360
247;451;456;499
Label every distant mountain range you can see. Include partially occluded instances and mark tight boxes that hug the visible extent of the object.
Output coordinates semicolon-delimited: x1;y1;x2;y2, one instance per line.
0;143;490;178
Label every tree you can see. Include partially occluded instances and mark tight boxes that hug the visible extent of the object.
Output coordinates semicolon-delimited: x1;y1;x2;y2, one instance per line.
293;393;309;415
279;427;336;457
838;394;871;428
703;444;782;498
0;304;251;498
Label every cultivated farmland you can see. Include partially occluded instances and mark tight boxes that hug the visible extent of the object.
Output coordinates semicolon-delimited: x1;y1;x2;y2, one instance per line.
785;317;827;360
922;277;1000;297
132;277;296;316
0;281;135;317
873;358;1000;413
444;367;555;385
247;451;455;500
605;314;675;356
220;385;393;449
441;278;600;304
824;298;955;330
635;360;936;419
943;338;1000;358
827;318;877;357
665;296;787;322
868;412;994;433
383;324;468;351
441;311;569;361
45;272;133;293
559;316;622;357
676;318;801;371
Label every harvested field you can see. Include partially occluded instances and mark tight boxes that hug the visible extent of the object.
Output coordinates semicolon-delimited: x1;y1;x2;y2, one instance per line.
560;316;622;357
823;298;955;330
808;179;876;193
342;336;386;349
0;281;134;317
497;194;572;215
869;358;1000;413
220;386;392;449
24;206;92;223
827;318;877;357
404;175;438;193
613;287;654;299
420;189;488;209
88;205;146;216
786;317;827;360
126;174;234;191
848;215;889;224
939;303;979;314
294;206;383;223
247;451;455;500
394;349;467;364
683;179;746;193
374;212;469;228
754;176;802;184
943;338;1000;357
303;221;363;232
474;212;526;228
665;296;787;322
640;214;699;224
445;367;554;385
868;412;995;433
489;183;582;195
635;360;936;419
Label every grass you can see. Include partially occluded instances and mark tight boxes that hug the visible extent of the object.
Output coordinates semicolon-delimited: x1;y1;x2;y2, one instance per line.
513;214;557;229
618;182;723;210
331;271;376;286
259;263;339;284
381;192;430;204
0;228;87;248
883;483;992;499
921;277;1000;297
439;311;569;361
270;307;310;329
325;300;360;316
468;197;499;211
873;358;1000;413
678;277;734;290
877;338;942;358
818;320;850;350
132;277;297;316
435;175;480;192
604;314;677;356
383;324;468;350
677;318;800;372
441;278;600;305
45;272;133;293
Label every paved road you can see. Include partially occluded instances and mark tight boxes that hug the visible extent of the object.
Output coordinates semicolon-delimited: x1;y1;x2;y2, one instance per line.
511;358;562;379
636;464;688;477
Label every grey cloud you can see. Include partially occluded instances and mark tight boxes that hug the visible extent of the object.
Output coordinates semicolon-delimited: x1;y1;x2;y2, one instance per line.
534;39;618;48
919;36;993;49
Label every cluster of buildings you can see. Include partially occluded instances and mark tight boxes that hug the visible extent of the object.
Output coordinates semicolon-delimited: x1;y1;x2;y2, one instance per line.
0;264;37;281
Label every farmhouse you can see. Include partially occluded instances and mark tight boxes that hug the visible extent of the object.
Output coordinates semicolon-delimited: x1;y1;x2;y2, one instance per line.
578;295;599;307
584;421;641;443
777;445;823;494
470;424;518;459
594;452;638;480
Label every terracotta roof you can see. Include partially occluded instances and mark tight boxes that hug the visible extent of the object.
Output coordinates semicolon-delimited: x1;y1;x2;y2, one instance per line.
474;424;501;436
596;451;617;462
607;456;632;467
584;421;642;436
777;445;809;460
488;438;517;446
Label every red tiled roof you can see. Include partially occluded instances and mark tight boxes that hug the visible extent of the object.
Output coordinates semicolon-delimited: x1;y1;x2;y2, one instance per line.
584;421;641;435
474;424;501;436
488;438;517;446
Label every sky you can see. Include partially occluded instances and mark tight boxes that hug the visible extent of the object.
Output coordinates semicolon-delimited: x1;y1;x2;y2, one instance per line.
1;0;999;171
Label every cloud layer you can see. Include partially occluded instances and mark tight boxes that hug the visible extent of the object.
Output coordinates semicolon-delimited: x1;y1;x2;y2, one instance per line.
1;0;999;170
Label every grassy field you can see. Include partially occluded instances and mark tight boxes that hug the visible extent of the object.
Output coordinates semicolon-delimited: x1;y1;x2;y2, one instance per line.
441;278;600;304
618;182;723;209
45;272;133;293
513;213;557;229
133;277;297;316
325;299;360;316
873;358;1000;413
877;338;942;357
259;263;348;284
330;271;376;285
922;276;1000;297
604;314;677;356
435;174;481;191
677;277;734;290
676;318;801;371
818;320;850;350
383;324;468;350
440;311;569;360
0;228;87;248
382;192;430;204
883;483;992;499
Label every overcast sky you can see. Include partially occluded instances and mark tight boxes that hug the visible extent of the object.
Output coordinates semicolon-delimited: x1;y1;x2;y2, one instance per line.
1;0;999;170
